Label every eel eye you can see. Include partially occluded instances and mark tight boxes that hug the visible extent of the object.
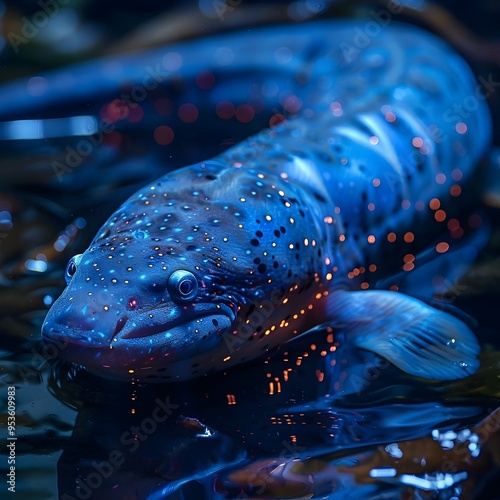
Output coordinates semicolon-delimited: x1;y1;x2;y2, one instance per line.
167;270;198;302
65;254;83;284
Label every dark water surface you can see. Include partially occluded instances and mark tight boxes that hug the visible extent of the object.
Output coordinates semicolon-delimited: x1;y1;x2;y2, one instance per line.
1;1;500;499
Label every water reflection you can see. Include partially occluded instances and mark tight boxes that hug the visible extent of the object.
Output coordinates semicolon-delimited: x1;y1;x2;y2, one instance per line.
38;326;497;499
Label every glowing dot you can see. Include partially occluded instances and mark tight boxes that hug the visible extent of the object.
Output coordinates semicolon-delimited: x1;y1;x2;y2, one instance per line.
420;143;431;155
369;136;379;145
235;104;254;123
269;113;286;127
216;101;235;120
385;112;396;122
429;198;441;210
339;234;345;242
154;125;174;146
214;46;234;65
436;242;450;253
455;122;468;134
126;106;144;123
368;202;375;211
387;232;396;243
404;232;414;243
101;99;128;122
178;103;199;123
284;95;302;114
163;51;183;71
195;70;215;89
404;253;415;263
326;273;333;280
436;173;446;184
401;199;410;210
369;264;377;272
403;262;415;271
27;76;48;96
435;209;447;222
275;45;293;64
367;235;376;244
372;178;381;187
361;282;369;289
330;101;343;116
450;184;462;197
451;168;463;181
412;137;423;148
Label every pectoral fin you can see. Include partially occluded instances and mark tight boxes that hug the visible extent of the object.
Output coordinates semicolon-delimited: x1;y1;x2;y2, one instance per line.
327;290;480;380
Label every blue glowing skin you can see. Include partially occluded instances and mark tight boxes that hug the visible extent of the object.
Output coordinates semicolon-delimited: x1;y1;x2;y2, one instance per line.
38;21;491;382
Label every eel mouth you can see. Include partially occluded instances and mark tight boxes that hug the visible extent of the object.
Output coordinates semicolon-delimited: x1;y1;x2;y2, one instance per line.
113;302;235;340
42;302;236;349
41;301;238;380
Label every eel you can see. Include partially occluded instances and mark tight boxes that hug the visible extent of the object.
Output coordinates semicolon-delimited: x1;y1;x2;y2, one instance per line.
21;20;492;382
